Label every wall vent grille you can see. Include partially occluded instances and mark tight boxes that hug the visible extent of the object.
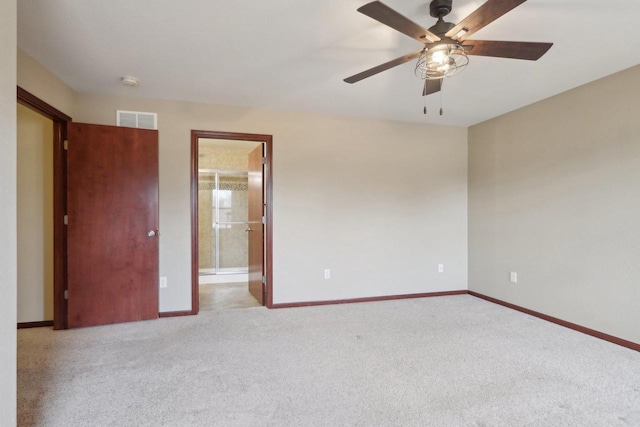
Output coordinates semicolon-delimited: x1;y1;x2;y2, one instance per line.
116;110;158;130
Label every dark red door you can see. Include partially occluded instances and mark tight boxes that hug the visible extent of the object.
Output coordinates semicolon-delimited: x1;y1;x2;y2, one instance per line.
66;123;159;328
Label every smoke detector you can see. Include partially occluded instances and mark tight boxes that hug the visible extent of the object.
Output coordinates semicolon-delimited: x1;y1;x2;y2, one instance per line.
121;76;139;87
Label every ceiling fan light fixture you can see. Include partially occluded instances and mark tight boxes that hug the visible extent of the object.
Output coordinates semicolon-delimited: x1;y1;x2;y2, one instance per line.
415;43;468;80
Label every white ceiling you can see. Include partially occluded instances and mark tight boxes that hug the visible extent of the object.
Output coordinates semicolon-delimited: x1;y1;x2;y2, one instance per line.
17;0;640;127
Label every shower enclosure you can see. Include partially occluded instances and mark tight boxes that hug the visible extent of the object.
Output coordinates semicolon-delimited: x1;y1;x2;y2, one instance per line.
198;169;249;275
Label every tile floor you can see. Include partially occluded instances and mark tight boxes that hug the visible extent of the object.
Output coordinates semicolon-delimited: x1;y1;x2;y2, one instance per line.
198;281;261;311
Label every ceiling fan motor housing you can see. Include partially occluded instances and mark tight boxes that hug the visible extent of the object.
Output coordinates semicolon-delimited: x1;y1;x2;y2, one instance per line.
430;0;452;18
428;20;455;37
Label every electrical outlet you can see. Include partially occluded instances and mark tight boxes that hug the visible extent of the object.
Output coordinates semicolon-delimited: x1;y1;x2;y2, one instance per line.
510;272;518;283
438;264;444;273
159;277;168;288
324;269;331;279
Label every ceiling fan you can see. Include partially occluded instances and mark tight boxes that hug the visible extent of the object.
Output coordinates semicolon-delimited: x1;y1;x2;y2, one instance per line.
344;0;553;112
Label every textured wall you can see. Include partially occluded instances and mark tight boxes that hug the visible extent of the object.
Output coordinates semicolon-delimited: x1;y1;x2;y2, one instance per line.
1;0;17;422
199;144;255;170
469;65;640;343
17;103;55;322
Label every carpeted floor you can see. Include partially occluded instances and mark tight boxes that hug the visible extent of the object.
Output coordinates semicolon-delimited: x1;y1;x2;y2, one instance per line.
17;295;640;426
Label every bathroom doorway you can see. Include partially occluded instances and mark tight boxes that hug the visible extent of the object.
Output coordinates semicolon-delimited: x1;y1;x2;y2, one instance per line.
191;131;273;312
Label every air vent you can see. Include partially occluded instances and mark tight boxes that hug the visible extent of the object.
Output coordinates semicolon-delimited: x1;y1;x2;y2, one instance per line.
116;110;158;130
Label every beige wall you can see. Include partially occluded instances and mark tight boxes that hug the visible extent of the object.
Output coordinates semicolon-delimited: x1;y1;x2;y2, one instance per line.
70;92;469;309
16;40;639;346
468;65;640;343
16;46;468;312
17;49;76;115
17;103;55;323
1;0;17;423
13;24;639;350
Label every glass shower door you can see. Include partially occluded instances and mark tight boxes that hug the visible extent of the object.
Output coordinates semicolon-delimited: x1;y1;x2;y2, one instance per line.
198;170;249;275
198;172;216;274
216;174;249;274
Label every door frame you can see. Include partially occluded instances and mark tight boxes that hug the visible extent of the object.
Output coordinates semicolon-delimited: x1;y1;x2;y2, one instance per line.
190;130;273;311
17;87;71;330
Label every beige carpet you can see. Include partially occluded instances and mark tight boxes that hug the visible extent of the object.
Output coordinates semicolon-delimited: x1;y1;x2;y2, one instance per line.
17;295;640;426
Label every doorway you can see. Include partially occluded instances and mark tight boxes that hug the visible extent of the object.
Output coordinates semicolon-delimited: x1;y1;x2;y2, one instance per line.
191;131;273;312
16;87;70;330
16;103;54;327
17;88;160;329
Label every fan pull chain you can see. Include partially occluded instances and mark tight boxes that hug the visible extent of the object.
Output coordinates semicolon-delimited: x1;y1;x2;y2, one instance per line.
423;95;427;115
439;89;444;116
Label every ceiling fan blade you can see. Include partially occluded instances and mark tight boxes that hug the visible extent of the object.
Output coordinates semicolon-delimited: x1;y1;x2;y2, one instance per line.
344;49;423;84
462;40;552;60
358;1;441;43
446;0;527;41
422;79;442;96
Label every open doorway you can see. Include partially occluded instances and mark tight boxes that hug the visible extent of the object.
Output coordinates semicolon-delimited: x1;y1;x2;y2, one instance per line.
16;87;70;330
191;131;273;312
16;102;54;327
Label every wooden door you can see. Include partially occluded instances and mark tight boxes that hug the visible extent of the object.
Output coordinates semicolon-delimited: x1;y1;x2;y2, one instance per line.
66;123;159;328
247;145;264;304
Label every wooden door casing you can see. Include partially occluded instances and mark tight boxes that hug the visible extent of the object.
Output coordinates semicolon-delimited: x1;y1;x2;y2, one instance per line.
66;123;159;328
190;130;273;312
17;87;71;330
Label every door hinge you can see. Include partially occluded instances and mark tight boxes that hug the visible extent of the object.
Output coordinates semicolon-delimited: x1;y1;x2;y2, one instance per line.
262;275;266;285
262;215;265;224
64;140;68;150
262;157;266;165
63;215;68;225
64;290;68;300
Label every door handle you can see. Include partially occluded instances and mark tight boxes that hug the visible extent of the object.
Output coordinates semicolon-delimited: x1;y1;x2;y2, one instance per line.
147;230;158;237
244;228;253;232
